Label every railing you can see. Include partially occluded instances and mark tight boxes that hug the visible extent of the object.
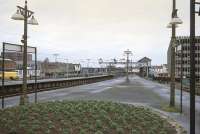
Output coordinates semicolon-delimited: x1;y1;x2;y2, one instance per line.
152;76;200;95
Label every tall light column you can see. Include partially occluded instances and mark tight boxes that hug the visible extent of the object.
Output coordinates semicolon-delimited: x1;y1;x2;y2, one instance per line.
22;0;28;105
190;0;196;133
65;59;69;78
11;0;38;105
167;0;182;107
124;49;132;82
87;59;90;77
170;0;176;107
53;54;59;62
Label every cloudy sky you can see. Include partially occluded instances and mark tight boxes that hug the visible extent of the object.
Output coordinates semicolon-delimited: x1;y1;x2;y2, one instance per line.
0;0;198;66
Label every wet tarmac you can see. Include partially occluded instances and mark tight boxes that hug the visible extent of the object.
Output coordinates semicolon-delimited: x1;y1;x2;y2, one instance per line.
1;75;199;133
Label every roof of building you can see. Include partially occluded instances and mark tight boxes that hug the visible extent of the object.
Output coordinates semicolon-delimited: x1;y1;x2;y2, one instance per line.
138;57;152;63
0;58;13;61
151;66;162;69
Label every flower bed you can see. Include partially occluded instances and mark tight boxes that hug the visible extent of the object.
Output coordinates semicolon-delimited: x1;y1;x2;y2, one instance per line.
0;101;178;134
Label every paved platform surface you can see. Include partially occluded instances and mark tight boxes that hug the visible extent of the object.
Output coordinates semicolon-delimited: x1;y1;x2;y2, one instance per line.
0;75;108;86
1;75;199;133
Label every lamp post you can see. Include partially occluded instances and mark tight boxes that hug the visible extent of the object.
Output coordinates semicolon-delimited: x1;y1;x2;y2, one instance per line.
190;1;200;133
146;61;149;78
53;54;59;62
65;59;69;78
167;0;182;107
87;59;90;77
180;44;183;113
124;49;132;82
98;58;104;75
11;0;38;105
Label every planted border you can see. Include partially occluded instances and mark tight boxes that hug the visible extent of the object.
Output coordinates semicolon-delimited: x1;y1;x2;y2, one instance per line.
0;101;177;134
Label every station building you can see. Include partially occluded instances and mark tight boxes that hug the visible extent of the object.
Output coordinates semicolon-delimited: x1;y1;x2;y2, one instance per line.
137;57;152;77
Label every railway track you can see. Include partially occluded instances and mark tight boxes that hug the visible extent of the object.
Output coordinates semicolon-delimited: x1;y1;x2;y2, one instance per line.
0;75;114;98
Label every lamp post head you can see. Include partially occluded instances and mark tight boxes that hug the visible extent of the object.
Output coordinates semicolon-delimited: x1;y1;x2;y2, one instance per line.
170;9;183;25
124;49;133;55
167;9;183;28
170;16;183;25
28;16;39;25
11;9;24;20
167;23;179;28
98;58;103;64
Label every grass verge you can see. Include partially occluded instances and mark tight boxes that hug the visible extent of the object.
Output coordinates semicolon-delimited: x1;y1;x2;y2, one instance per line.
161;105;180;113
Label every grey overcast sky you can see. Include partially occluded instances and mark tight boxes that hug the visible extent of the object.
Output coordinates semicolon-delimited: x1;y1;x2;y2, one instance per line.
0;0;199;65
